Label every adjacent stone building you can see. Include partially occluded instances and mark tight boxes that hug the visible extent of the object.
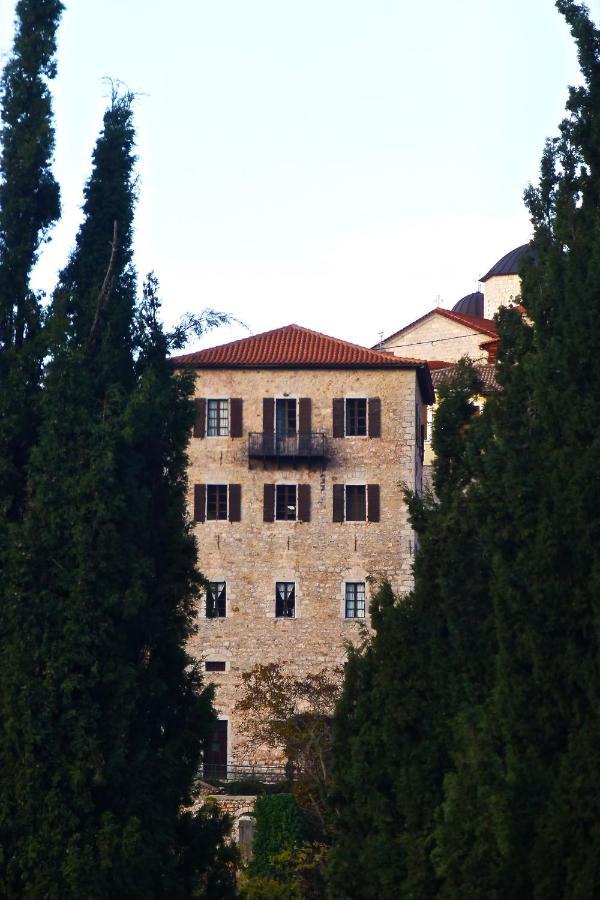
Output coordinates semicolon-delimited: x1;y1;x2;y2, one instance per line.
172;324;433;775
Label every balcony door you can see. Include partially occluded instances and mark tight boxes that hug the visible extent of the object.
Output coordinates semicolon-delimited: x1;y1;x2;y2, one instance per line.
275;398;297;438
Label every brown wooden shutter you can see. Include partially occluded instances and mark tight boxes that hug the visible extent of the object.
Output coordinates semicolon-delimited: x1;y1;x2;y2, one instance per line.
422;403;428;441
228;484;241;522
333;484;345;522
263;397;275;434
332;399;345;437
368;398;381;438
263;484;275;522
230;399;243;438
297;484;311;522
367;484;380;522
193;398;206;438
193;484;206;522
298;398;312;434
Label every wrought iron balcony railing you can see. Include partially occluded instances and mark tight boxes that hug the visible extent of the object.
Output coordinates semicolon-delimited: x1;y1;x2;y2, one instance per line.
248;432;327;461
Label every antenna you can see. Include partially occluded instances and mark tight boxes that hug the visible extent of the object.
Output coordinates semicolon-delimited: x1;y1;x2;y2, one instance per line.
378;330;384;350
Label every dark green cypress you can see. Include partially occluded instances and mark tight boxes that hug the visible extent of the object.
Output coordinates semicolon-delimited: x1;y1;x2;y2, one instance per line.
328;363;497;899
0;0;63;520
0;94;234;898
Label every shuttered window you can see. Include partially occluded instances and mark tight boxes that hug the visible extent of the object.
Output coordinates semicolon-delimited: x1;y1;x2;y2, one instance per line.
333;484;381;522
207;399;229;436
345;485;366;521
195;484;241;522
275;485;297;520
346;399;367;435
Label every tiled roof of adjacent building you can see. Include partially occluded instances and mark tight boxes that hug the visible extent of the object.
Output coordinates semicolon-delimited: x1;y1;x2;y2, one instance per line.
480;243;535;282
171;323;435;402
378;307;497;347
430;363;501;395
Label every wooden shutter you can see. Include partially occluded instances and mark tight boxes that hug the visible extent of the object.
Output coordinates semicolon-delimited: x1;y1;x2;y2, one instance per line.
333;484;345;522
230;399;243;438
193;484;206;522
422;403;428;441
228;484;241;522
298;398;312;434
263;397;275;434
332;399;345;437
368;398;381;438
263;484;275;522
297;484;311;522
367;484;380;522
193;398;206;438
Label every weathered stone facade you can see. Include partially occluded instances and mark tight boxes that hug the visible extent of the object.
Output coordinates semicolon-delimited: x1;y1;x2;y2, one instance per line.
185;366;427;766
380;312;489;363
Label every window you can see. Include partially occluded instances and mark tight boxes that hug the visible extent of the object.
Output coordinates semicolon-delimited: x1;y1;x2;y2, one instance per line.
345;398;367;436
207;399;229;436
205;660;227;672
345;485;366;521
345;582;366;618
275;484;297;520
206;484;228;520
275;398;297;437
275;582;295;618
206;582;226;618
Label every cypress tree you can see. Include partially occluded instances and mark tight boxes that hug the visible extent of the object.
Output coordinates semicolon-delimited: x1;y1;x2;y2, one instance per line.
0;93;234;898
0;0;63;521
328;363;497;899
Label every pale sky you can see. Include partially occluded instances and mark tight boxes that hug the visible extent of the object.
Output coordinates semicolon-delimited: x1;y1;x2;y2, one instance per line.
0;1;594;350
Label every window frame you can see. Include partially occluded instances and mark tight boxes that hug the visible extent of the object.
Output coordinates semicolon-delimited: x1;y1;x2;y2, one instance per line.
344;483;367;522
344;581;366;619
206;398;230;437
345;397;368;437
206;580;227;618
206;483;228;521
274;396;298;438
275;581;296;618
275;483;298;521
204;660;227;672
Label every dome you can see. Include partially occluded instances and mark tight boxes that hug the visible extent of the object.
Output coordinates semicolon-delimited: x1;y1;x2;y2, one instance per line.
480;244;533;283
451;291;484;317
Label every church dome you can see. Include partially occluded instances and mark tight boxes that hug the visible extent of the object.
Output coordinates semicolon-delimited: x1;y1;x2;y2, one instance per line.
480;244;533;282
451;291;484;317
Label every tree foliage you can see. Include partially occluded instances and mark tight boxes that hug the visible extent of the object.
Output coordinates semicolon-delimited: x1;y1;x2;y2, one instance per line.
0;88;233;898
235;662;341;833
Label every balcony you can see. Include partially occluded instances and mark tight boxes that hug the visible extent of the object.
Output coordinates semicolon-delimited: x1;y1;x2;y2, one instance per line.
248;432;327;462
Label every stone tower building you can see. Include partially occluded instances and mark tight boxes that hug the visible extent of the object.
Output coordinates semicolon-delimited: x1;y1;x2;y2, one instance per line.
172;324;433;775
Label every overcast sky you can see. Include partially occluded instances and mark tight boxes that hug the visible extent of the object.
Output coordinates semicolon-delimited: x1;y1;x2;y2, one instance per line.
0;1;595;350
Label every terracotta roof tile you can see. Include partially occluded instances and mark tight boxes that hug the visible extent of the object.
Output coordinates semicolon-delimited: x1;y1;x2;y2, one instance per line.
431;364;501;395
172;323;427;369
172;323;435;405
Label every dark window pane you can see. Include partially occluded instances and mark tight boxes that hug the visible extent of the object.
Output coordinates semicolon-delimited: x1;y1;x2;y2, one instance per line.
345;582;366;618
275;399;297;437
275;582;295;617
275;484;297;520
207;485;228;520
205;660;226;672
207;399;229;436
207;582;226;618
345;399;367;436
345;485;366;521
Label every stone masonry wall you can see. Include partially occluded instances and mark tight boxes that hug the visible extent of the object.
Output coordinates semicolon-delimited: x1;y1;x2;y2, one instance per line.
483;273;522;320
186;367;424;766
382;315;488;363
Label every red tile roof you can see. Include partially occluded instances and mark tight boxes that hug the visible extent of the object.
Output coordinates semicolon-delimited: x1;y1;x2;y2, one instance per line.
431;364;501;395
378;306;497;347
171;323;435;403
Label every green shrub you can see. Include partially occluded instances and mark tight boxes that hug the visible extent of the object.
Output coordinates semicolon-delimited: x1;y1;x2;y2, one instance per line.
250;794;305;876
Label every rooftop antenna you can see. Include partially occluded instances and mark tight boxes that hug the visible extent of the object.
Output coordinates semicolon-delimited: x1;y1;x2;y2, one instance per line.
377;330;384;350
